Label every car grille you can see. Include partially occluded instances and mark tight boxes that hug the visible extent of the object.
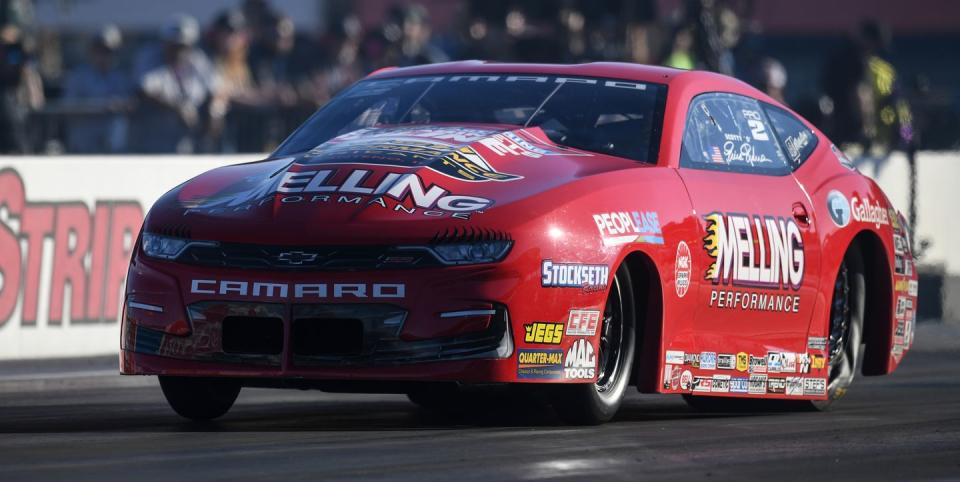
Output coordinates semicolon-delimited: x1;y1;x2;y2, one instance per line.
176;243;443;271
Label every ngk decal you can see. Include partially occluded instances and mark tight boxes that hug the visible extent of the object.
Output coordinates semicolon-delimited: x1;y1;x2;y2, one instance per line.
564;338;596;379
0;169;142;329
703;212;804;313
675;241;692;298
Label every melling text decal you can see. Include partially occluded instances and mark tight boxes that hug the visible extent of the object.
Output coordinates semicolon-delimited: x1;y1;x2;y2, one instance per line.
702;212;804;313
0;169;142;327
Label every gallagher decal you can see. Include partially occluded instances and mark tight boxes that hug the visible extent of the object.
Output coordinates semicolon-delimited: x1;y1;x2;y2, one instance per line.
593;211;663;247
703;212;804;313
850;195;889;227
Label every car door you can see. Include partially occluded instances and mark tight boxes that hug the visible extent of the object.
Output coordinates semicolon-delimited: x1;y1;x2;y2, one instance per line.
676;92;822;357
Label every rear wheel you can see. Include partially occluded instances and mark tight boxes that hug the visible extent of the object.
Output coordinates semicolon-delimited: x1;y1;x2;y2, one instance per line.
159;376;241;421
551;264;636;425
811;244;865;410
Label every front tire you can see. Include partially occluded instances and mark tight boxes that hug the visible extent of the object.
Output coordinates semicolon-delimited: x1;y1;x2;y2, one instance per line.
551;264;637;425
159;376;241;421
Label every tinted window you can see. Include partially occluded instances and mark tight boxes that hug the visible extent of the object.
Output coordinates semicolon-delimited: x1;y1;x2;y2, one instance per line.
275;75;667;163
763;103;818;168
680;93;789;175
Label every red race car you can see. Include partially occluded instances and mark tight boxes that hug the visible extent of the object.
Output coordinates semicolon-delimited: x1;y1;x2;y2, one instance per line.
121;62;917;424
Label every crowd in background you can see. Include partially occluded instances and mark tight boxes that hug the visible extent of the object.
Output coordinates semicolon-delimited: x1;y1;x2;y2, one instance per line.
0;0;947;155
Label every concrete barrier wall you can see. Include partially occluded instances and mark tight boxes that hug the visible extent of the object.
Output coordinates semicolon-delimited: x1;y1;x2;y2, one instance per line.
0;152;954;360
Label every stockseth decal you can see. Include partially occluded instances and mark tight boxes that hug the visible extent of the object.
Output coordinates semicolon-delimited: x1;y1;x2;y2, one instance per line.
851;195;890;227
564;339;596;379
190;279;405;299
517;349;563;379
675;241;692;298
703;212;804;313
827;190;851;228
700;352;718;370
523;322;564;345
566;310;601;336
593;211;663;246
717;353;736;370
541;261;609;290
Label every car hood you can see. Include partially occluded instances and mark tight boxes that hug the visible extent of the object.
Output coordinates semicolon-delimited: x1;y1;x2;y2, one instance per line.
147;124;646;245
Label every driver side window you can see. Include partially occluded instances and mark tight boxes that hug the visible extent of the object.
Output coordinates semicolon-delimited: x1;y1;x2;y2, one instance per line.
680;93;790;175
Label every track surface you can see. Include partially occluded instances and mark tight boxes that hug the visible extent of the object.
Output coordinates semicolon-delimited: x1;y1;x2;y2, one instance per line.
2;325;959;481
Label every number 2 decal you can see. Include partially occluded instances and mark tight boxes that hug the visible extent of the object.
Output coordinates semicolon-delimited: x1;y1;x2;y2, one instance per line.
747;119;769;141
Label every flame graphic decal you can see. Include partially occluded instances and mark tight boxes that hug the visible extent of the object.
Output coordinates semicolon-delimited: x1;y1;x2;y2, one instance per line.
702;213;722;280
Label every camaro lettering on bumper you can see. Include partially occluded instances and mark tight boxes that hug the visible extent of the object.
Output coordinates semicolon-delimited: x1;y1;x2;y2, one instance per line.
190;279;406;299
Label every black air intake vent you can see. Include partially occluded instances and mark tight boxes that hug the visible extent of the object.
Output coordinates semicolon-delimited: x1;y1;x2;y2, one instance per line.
431;227;511;244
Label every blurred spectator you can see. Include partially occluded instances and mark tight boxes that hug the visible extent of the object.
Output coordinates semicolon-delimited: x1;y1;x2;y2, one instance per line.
392;4;448;66
62;25;131;153
0;23;42;153
664;27;695;70
132;14;215;87
758;57;787;104
130;15;217;153
206;9;261;151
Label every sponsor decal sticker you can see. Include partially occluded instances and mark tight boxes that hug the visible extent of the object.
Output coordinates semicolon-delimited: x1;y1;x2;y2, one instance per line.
799;353;811;374
812;354;826;370
593;211;664;246
523;322;564;345
730;377;749;393
684;353;701;368
679;370;694;390
804;378;827;396
699;352;718;370
851;195;890;227
663;365;682;390
748;374;768;394
692;376;713;392
781;353;798;373
541;261;609;290
665;350;685;365
767;352;783;373
566;310;601;336
807;336;828;351
826;190;851;228
712;374;731;393
749;355;767;373
703;212;803;314
517;349;563;379
563;339;596;379
717;353;736;370
786;377;804;396
675;241;692;298
767;377;786;394
736;352;749;372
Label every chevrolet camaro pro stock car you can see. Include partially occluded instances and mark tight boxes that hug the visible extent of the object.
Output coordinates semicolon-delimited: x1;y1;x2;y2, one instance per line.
121;62;917;424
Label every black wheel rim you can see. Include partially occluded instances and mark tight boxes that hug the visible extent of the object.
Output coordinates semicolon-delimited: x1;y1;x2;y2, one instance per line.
828;261;851;383
596;275;624;392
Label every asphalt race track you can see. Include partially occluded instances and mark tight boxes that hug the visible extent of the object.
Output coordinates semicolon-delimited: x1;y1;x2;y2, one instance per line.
2;324;959;481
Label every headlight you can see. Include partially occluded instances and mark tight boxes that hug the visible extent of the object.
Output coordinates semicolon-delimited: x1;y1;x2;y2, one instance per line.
141;233;215;260
422;240;513;265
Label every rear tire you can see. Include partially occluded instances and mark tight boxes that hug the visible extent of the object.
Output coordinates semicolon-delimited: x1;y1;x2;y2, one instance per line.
550;264;637;425
159;376;241;421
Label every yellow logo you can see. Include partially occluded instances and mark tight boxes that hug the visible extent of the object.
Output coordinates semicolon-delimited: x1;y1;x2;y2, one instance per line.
524;322;564;345
736;352;749;372
812;354;826;369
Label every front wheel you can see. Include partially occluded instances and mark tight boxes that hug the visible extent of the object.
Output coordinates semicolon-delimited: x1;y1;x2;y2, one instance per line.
159;376;241;421
550;264;637;425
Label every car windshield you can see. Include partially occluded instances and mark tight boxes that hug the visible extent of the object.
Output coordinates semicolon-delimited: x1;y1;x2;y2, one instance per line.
275;74;667;162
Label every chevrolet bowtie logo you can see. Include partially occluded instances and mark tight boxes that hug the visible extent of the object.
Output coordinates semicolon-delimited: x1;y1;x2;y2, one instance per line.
276;250;319;265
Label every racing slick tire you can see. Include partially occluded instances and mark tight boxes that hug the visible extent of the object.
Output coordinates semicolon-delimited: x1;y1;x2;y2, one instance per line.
550;263;637;425
159;376;242;421
811;243;866;410
682;244;866;412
